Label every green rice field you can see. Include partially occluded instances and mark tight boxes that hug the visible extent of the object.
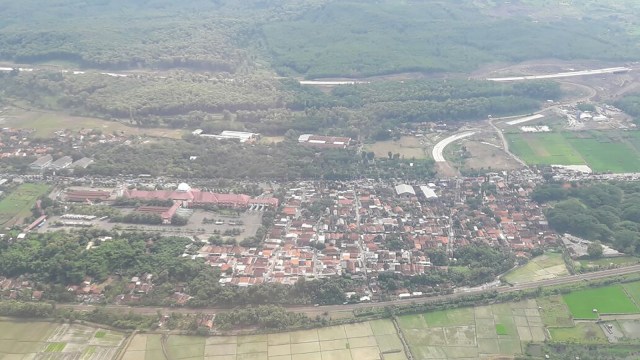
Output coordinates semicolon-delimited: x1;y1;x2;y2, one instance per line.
507;131;640;173
0;183;50;226
563;284;640;319
397;299;546;359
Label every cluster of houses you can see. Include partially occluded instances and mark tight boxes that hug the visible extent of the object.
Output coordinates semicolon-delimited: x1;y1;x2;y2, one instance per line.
195;170;556;297
0;276;43;301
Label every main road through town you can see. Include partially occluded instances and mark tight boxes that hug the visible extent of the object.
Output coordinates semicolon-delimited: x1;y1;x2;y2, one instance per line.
57;264;640;316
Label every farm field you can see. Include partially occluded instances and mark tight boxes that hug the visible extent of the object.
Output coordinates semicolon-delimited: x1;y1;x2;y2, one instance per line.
121;320;408;360
397;299;545;359
563;284;640;319
0;319;125;359
365;136;426;160
536;295;575;328
0;107;185;139
0;183;50;226
118;281;640;358
503;253;569;284
548;322;609;344
507;131;640;173
574;256;640;272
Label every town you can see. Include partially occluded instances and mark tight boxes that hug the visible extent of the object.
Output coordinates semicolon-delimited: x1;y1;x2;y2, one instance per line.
0;165;605;306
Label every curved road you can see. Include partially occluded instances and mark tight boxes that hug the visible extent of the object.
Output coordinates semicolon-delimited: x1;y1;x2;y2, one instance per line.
58;264;640;316
431;131;476;162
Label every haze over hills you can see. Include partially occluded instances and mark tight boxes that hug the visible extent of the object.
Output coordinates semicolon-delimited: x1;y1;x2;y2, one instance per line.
0;0;639;77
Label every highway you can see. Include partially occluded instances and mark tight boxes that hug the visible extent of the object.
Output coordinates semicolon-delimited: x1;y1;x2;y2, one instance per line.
431;131;476;162
57;264;640;316
487;67;631;82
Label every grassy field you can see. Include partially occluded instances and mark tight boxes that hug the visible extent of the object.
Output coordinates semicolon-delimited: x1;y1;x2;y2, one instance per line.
574;256;640;271
503;253;569;284
536;295;575;328
0;183;50;226
1;107;185;139
365;136;426;160
563;284;640;319
507;132;585;166
0;320;124;359
623;282;640;307
507;131;640;173
122;321;408;360
549;322;608;344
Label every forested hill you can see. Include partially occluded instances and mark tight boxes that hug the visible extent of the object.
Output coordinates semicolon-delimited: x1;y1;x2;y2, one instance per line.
1;0;640;76
0;0;326;71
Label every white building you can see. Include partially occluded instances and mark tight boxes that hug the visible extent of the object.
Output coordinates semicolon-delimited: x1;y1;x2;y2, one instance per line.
395;184;415;197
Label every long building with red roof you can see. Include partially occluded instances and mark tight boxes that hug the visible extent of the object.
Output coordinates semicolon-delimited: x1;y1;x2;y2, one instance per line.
123;183;278;209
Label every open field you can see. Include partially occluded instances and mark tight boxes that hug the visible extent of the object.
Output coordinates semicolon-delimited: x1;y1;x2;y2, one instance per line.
574;256;640;272
397;300;545;359
507;131;640;172
503;253;569;284
0;183;49;226
365;136;426;160
459;140;523;171
0;107;185;139
563;284;640;319
0;319;125;359
507;132;585;166
536;295;575;328
549;322;608;344
122;321;408;360
623;282;640;307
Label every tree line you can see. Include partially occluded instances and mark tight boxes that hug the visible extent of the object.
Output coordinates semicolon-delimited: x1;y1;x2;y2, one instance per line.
0;70;559;140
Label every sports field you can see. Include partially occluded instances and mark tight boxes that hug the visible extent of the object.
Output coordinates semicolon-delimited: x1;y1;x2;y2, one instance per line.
365;136;427;160
0;320;124;359
503;253;569;284
0;183;50;226
507;131;640;173
121;320;408;360
563;284;640;319
397;300;545;359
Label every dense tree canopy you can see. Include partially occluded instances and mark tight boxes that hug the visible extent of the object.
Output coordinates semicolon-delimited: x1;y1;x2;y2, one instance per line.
534;182;640;255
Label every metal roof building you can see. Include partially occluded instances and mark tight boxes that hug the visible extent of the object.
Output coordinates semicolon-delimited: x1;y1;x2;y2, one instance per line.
395;184;415;196
419;186;438;199
50;156;73;170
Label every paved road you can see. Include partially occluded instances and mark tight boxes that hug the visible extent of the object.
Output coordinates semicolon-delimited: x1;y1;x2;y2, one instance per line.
431;131;476;162
487;67;631;82
488;119;527;167
57;264;640;316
